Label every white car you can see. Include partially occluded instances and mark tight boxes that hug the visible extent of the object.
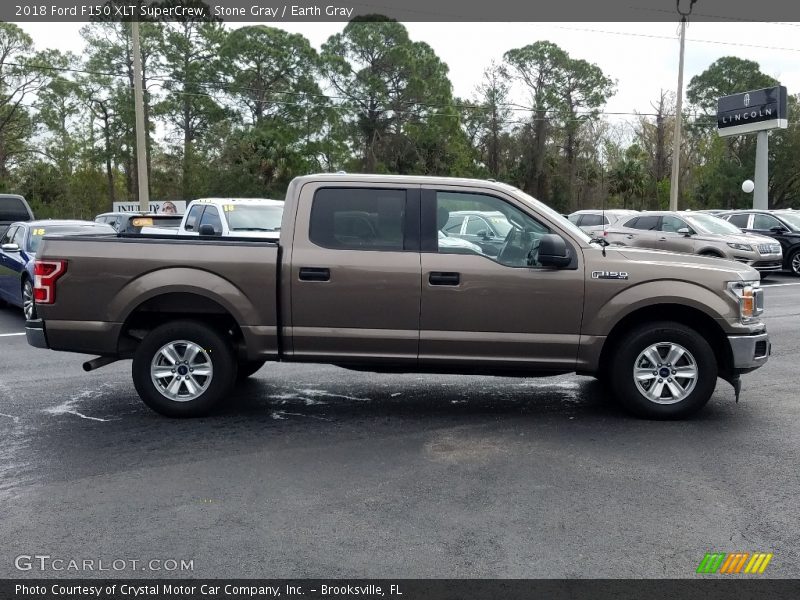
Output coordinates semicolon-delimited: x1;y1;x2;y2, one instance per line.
438;230;483;254
141;198;284;239
568;209;639;235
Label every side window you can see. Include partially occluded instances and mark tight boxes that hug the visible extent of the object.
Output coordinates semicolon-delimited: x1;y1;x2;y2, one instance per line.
568;214;581;224
184;205;205;231
199;206;222;233
464;216;490;235
12;227;27;248
1;225;18;245
309;188;406;251
753;214;781;231
580;214;605;227
435;191;550;267
443;215;465;234
628;215;660;230
726;214;750;228
660;216;688;233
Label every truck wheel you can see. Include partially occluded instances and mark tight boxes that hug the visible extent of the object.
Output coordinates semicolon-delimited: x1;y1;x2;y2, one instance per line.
609;321;717;419
132;320;237;417
237;359;266;380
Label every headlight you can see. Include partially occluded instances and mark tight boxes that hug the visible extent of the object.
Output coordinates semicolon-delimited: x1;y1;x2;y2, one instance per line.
727;242;753;252
727;280;764;322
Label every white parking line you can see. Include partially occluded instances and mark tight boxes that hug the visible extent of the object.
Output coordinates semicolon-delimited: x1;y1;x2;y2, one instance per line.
0;332;24;337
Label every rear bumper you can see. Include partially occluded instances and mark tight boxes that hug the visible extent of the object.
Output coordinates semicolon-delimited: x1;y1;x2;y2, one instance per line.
729;332;770;371
25;319;48;349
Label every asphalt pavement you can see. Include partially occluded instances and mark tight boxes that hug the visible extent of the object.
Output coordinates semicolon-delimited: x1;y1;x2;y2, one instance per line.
1;275;799;578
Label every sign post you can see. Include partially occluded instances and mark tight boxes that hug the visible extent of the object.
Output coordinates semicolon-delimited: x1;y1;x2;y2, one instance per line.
717;85;788;210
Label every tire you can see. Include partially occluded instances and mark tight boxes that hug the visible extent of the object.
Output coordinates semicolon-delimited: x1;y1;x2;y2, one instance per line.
237;359;266;380
789;249;800;276
609;321;718;419
22;278;36;320
699;251;722;258
132;320;237;417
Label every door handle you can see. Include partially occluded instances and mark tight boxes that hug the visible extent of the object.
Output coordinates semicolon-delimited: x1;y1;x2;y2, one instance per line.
658;237;667;241
626;234;634;239
429;272;460;286
298;267;330;282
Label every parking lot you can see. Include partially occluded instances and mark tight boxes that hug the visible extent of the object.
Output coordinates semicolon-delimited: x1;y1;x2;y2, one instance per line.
1;274;799;579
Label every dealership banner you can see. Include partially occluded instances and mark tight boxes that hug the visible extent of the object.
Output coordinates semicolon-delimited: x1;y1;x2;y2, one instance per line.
112;201;186;215
4;579;800;600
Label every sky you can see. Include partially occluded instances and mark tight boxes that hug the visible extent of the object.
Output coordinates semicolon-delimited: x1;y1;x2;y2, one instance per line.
16;20;800;134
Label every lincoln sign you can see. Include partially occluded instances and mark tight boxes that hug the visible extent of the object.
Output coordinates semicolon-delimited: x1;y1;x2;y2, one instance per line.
717;85;788;137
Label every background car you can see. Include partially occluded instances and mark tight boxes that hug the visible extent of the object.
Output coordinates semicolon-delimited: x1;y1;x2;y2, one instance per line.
603;211;782;273
0;220;114;319
567;209;639;235
718;209;800;276
0;194;34;237
95;211;183;233
442;210;513;256
142;198;284;239
437;230;483;254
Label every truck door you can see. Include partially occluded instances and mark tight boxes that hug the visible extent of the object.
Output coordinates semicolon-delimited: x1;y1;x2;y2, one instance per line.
419;186;584;369
288;183;421;363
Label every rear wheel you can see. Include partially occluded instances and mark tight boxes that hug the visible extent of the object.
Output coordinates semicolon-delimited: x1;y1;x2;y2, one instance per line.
609;321;718;419
132;320;237;417
22;278;36;320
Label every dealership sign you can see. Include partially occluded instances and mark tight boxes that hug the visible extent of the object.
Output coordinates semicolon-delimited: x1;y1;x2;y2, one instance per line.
717;86;788;137
112;200;186;214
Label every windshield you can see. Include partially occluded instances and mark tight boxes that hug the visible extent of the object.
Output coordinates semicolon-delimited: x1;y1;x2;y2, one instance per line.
512;188;592;243
684;213;742;235
225;205;283;231
28;225;112;253
776;213;800;231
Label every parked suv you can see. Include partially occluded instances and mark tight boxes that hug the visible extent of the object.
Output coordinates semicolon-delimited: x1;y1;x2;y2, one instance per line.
0;194;34;237
718;210;800;276
442;210;513;256
604;211;782;273
568;209;638;235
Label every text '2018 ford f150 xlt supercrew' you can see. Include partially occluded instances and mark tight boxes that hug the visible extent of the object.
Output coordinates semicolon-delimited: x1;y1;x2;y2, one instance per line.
25;174;770;419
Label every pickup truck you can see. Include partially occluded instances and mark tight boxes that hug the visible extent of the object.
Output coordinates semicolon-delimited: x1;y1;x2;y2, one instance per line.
25;174;770;419
140;197;283;239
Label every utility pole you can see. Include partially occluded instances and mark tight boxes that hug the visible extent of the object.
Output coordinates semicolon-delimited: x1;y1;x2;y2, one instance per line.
669;0;696;211
132;20;150;212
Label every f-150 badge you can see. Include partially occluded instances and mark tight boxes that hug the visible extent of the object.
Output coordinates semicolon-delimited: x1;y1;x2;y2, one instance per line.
592;271;629;280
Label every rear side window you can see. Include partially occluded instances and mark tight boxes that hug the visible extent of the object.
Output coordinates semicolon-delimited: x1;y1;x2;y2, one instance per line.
0;196;31;222
580;214;607;227
625;215;659;230
184;205;204;231
726;214;750;228
310;188;406;251
752;214;781;231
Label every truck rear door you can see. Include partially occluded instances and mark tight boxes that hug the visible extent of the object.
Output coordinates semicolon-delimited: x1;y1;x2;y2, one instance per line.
286;183;421;364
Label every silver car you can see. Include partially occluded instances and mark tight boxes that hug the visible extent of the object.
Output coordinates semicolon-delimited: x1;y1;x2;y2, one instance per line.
568;209;639;235
604;211;782;273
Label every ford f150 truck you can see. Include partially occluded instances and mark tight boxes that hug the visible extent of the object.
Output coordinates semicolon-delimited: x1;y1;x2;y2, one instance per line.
25;174;770;419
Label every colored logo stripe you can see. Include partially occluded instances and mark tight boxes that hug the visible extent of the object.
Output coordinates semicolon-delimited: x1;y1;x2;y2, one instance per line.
696;552;773;574
744;553;773;574
719;553;749;573
697;553;726;574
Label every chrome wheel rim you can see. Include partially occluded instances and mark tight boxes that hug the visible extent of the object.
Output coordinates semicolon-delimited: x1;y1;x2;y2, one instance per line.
150;340;213;402
633;342;698;405
23;281;34;320
792;253;800;275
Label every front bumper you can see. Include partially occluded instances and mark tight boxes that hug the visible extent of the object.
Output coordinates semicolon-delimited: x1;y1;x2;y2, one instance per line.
25;319;48;349
729;332;770;371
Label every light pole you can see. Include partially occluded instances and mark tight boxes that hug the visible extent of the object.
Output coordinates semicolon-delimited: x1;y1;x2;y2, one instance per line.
669;0;697;211
132;20;150;212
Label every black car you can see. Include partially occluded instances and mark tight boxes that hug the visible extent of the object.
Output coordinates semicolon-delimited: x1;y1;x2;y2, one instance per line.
718;209;800;275
95;211;183;233
0;194;34;237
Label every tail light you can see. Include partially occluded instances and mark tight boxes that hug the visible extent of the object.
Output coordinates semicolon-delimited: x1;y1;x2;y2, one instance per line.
34;260;67;305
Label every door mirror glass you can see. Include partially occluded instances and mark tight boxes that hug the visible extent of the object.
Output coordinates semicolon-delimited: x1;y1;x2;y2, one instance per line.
677;227;691;236
537;234;571;268
1;243;20;252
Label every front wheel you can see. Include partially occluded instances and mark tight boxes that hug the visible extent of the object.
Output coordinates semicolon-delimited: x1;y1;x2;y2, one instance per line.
132;320;237;417
789;249;800;276
609;321;718;419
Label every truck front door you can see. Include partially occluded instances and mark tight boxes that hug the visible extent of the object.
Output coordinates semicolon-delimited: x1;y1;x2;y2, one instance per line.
288;183;421;364
418;187;584;370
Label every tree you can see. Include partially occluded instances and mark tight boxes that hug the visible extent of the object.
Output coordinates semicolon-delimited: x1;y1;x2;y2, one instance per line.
468;61;512;178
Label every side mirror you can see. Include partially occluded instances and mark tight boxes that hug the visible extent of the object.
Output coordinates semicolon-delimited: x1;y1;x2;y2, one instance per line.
476;229;493;239
198;224;220;236
677;227;692;236
1;243;21;253
770;226;788;234
537;234;571;268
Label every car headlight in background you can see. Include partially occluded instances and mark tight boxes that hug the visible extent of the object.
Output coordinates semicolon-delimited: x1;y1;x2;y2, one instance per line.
727;280;764;323
727;242;753;252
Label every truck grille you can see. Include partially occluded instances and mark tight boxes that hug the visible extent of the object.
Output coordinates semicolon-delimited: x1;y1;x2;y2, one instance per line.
757;243;781;255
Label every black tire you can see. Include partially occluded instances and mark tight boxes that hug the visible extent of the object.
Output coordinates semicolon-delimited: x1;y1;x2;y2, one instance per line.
22;278;36;320
699;251;723;258
237;359;266;380
609;321;718;419
789;249;800;277
132;320;237;417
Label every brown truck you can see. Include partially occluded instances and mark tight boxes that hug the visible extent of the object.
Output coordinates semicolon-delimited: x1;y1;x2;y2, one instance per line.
26;174;770;419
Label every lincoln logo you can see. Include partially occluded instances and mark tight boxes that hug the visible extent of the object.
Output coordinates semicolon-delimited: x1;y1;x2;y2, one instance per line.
744;93;750;107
